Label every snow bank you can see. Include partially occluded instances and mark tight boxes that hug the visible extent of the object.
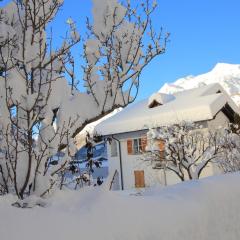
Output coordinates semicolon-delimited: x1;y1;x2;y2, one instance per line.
1;173;240;240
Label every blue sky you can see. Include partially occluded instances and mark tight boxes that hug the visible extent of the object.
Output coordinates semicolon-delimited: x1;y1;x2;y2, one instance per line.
1;0;240;100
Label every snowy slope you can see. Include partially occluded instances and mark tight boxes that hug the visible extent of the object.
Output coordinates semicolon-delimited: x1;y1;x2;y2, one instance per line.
1;173;240;240
160;63;240;106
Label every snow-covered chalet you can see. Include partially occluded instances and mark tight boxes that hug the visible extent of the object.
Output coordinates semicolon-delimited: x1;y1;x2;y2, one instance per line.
95;83;240;190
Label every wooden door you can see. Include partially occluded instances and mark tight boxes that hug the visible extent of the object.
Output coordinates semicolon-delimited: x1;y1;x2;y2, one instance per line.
134;170;145;188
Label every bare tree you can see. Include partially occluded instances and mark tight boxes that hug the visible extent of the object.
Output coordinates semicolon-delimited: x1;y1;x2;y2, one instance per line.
69;0;169;142
217;124;240;173
143;122;221;182
0;0;168;199
0;0;81;199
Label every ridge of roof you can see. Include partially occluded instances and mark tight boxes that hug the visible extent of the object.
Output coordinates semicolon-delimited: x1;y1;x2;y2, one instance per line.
95;83;240;135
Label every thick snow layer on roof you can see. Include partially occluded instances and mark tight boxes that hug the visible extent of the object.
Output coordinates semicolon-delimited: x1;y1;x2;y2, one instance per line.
95;83;240;135
148;92;175;107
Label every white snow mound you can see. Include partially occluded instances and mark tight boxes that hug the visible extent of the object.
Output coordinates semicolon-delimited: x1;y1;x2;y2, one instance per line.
1;173;240;240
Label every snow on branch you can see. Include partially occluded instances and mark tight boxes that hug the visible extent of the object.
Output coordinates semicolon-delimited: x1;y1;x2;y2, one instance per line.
0;0;168;200
83;0;169;112
143;122;222;182
0;0;80;199
217;122;240;173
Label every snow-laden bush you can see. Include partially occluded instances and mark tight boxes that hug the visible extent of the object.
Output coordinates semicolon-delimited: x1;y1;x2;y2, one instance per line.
0;0;168;199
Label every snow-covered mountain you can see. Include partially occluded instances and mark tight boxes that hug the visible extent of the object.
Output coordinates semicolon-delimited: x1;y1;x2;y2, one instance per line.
160;63;240;106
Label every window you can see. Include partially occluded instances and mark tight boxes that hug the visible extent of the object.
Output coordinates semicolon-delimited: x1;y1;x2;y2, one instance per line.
110;140;118;157
127;137;147;155
148;100;161;108
133;138;141;154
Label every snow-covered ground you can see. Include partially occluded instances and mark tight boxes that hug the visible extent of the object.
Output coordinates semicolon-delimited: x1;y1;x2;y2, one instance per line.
1;173;240;240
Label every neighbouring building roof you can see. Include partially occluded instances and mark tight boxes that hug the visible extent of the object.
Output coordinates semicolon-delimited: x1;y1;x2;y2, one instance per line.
95;83;240;135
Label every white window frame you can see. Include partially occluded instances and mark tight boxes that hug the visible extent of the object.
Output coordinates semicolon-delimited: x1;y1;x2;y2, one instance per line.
133;138;142;155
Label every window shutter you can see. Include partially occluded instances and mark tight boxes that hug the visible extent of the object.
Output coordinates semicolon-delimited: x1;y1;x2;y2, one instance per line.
134;170;145;188
157;140;165;151
141;136;147;152
156;140;165;160
127;139;133;155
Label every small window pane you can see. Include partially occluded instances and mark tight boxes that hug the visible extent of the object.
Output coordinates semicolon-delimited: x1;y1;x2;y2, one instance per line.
133;139;139;154
132;138;143;155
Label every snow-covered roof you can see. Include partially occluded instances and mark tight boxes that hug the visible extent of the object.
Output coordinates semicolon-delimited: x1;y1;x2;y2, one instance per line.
148;92;175;108
95;83;240;135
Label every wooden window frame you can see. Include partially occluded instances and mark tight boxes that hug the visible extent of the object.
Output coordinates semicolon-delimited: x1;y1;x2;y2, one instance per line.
128;137;146;155
127;136;147;155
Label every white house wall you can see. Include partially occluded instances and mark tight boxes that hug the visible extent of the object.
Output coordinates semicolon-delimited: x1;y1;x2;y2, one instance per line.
107;142;121;188
206;110;230;175
107;111;230;190
207;111;229;129
107;130;182;190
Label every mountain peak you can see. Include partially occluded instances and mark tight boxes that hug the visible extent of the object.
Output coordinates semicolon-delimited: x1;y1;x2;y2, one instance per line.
211;63;240;74
160;63;240;106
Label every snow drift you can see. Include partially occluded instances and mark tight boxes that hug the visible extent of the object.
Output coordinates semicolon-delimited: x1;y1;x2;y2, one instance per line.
1;173;240;240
